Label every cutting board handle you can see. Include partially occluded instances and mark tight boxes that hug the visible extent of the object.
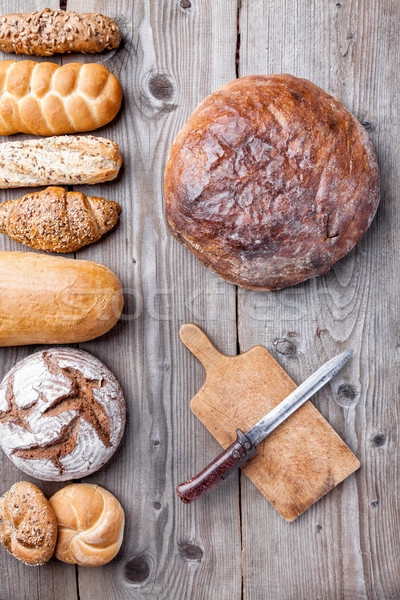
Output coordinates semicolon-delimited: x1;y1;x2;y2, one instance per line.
180;323;223;370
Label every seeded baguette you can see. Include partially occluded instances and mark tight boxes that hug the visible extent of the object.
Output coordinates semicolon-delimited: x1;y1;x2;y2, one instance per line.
0;135;122;188
0;60;122;136
0;9;121;56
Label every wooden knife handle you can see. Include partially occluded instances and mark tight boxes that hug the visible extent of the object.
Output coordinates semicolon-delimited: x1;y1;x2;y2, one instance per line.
176;429;257;504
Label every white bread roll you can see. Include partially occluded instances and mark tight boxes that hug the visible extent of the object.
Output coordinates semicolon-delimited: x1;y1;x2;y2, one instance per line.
49;483;124;566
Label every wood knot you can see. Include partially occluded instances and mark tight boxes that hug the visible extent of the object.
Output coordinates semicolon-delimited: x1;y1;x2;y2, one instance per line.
124;555;151;583
153;501;161;510
180;543;203;562
148;74;174;101
372;433;387;447
361;121;376;131
180;0;192;7
273;338;297;356
335;383;358;407
370;499;379;508
316;524;323;531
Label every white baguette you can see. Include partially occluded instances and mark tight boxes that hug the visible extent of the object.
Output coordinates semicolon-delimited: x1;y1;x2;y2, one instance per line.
0;135;122;188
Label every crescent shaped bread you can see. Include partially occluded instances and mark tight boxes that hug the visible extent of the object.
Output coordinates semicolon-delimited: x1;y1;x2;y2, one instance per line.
49;483;124;567
164;74;380;290
0;348;126;480
0;60;122;135
0;481;57;566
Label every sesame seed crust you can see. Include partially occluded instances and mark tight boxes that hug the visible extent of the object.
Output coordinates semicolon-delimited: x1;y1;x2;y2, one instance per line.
0;481;57;566
0;9;121;56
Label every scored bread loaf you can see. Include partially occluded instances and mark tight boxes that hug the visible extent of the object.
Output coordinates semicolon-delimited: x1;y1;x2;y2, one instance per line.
0;135;122;188
50;484;124;566
0;186;121;252
0;482;57;566
0;9;121;56
0;349;126;481
0;252;124;346
0;60;122;135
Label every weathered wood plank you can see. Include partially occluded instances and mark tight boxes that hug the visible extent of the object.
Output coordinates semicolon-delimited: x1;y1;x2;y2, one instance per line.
66;1;239;599
238;1;400;599
0;2;79;600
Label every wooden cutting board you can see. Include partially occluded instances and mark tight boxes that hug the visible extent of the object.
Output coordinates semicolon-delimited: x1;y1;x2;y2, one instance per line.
180;323;360;521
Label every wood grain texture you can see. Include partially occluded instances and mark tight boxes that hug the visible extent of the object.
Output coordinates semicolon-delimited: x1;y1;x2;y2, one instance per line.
65;1;239;600
238;1;400;599
179;323;359;520
0;1;398;599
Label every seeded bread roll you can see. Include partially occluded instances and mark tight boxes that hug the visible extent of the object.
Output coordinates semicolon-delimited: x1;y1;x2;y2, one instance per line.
165;74;380;290
0;482;57;566
0;186;121;253
0;135;122;188
50;484;124;566
0;9;121;56
0;60;122;135
0;348;126;481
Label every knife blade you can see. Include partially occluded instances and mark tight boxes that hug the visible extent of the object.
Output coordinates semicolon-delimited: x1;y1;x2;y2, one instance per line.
176;350;353;504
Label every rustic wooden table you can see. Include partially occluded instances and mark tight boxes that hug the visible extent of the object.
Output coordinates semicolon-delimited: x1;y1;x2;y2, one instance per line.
0;1;399;599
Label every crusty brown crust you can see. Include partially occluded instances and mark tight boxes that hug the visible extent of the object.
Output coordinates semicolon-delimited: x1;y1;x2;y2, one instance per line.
0;186;121;253
50;484;124;566
0;135;122;188
0;9;121;56
164;74;380;290
0;60;122;135
0;252;124;346
0;482;57;566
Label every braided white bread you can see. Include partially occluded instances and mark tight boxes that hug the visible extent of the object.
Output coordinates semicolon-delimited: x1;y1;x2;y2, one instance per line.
0;60;122;135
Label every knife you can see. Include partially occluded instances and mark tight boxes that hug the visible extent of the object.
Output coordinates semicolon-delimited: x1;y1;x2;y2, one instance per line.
176;350;353;503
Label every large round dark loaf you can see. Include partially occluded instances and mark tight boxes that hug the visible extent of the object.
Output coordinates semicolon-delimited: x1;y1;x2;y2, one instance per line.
164;74;380;290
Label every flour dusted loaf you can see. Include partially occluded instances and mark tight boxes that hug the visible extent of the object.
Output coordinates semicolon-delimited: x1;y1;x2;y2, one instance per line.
165;74;380;290
0;60;122;135
0;135;122;188
0;9;121;56
0;348;126;481
0;481;57;565
50;483;124;566
0;186;120;252
0;252;123;346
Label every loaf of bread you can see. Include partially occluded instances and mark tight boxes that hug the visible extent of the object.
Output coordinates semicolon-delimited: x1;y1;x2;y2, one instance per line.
0;186;121;252
0;252;123;346
165;74;380;290
0;60;122;135
0;9;121;56
0;135;122;188
50;484;124;566
0;348;126;481
0;482;57;566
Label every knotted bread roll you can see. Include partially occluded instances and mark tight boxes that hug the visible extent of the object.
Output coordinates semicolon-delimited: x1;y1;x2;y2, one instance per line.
0;60;122;135
0;482;57;566
49;484;124;566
